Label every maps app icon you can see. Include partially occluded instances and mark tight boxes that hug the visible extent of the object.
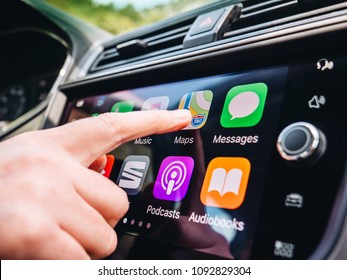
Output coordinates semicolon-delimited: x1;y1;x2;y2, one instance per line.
192;114;205;127
179;90;213;129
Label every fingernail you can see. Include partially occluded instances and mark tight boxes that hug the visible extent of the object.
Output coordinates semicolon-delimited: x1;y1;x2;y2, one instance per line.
173;109;192;120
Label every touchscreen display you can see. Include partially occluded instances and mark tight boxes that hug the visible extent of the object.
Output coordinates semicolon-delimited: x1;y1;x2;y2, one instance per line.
66;66;288;259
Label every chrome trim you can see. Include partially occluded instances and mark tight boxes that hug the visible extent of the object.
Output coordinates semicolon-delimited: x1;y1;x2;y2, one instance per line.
0;29;71;138
40;54;73;128
276;122;321;162
70;42;104;80
241;0;298;18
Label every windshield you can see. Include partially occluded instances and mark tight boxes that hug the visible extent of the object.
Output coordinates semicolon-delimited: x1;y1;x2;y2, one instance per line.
45;0;219;34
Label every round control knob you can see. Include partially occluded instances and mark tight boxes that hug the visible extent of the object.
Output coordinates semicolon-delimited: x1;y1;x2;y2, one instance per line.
277;122;327;164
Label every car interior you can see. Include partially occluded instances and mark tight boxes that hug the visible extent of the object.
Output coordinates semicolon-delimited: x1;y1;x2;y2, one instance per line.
1;0;346;259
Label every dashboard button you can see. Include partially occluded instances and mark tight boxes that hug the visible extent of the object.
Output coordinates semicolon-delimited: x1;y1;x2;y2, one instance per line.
274;240;295;259
284;193;304;208
183;5;241;48
277;122;327;164
190;8;226;36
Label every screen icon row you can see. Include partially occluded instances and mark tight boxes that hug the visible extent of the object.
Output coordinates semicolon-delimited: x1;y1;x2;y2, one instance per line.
115;155;251;210
92;82;268;129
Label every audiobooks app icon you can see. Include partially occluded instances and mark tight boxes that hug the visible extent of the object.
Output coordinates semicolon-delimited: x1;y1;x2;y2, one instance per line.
200;157;251;209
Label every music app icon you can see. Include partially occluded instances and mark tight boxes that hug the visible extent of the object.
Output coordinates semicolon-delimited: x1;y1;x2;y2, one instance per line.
141;96;169;111
153;156;194;201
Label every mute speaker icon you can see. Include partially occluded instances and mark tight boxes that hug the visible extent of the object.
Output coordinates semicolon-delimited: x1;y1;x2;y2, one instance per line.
308;95;326;109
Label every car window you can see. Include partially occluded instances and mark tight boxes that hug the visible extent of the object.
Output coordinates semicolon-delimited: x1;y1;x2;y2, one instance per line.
44;0;219;34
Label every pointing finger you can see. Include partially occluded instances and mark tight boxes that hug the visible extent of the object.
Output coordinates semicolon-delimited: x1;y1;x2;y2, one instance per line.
42;109;191;166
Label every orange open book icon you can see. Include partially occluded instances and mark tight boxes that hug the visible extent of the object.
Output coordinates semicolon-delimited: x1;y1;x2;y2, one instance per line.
200;157;251;209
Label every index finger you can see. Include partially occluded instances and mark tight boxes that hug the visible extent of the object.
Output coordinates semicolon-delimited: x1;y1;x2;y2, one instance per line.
43;109;191;166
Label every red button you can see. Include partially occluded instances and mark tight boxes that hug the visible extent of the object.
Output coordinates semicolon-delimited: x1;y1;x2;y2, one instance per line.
102;155;115;178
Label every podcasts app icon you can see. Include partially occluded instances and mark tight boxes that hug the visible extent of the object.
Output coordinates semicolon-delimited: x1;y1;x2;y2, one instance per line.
153;156;194;201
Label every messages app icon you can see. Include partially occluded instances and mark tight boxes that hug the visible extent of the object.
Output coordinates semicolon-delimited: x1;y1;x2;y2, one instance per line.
220;83;268;128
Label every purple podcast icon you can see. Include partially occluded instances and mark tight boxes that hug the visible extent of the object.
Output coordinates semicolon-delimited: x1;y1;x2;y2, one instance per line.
153;156;194;201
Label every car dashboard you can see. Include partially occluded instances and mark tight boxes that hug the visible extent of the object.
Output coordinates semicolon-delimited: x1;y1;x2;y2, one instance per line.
1;0;347;259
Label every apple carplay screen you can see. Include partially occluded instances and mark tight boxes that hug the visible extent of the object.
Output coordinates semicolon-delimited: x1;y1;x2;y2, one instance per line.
66;66;288;259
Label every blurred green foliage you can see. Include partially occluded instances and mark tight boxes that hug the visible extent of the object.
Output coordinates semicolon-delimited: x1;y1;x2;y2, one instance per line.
45;0;213;34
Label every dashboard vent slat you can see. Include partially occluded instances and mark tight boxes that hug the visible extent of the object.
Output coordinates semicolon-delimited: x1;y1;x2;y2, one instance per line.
241;0;297;17
224;0;299;39
90;21;194;73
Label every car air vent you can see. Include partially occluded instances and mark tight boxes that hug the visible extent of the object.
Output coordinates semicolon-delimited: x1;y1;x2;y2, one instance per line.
223;0;300;39
89;0;341;74
89;18;195;73
241;0;298;18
